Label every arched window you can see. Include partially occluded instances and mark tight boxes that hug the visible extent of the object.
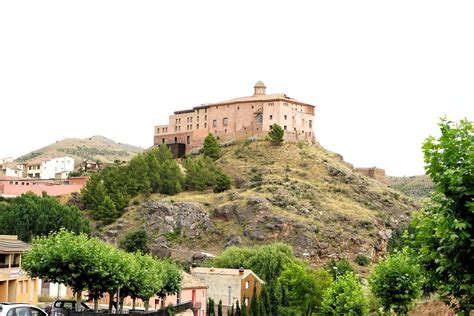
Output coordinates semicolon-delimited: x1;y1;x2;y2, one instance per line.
255;114;263;124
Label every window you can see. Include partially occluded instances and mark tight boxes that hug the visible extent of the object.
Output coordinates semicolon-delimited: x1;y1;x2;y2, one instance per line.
269;115;273;120
255;114;263;124
223;117;228;126
245;298;249;306
213;120;217;127
187;136;190;144
309;120;312;128
245;281;250;289
197;116;199;122
204;115;207;121
162;138;165;144
269;125;273;130
196;124;199;129
174;137;177;143
204;122;207;128
284;115;287;120
268;102;274;106
237;106;240;110
284;125;287;130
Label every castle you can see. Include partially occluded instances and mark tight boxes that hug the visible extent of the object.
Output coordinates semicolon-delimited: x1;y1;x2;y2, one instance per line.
153;81;316;155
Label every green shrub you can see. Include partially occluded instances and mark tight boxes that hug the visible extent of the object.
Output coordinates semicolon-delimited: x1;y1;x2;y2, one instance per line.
356;255;371;266
322;272;368;315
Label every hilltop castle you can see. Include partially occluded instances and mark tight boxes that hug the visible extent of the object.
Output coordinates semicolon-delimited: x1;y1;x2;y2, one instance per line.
153;81;316;155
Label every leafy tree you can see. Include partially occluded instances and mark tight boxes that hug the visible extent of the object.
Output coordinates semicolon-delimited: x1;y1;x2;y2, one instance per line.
184;157;216;191
132;253;166;311
324;258;355;281
156;260;183;307
0;193;91;242
412;118;474;313
277;262;332;315
155;144;174;162
119;229;149;254
321;272;368;315
369;252;422;315
22;231;107;310
268;124;284;145
203;133;221;160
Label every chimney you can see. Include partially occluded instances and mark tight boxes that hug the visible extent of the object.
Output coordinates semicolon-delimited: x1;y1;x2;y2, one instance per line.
239;267;244;276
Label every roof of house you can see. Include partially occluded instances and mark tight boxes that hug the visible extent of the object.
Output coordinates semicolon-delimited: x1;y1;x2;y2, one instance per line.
191;267;265;284
181;272;208;289
0;236;30;253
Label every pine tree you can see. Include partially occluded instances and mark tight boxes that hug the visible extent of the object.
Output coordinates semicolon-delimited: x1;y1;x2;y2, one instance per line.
241;298;247;316
218;300;223;316
145;149;161;193
213;170;231;193
126;155;151;195
156;144;174;162
235;300;241;316
158;159;183;195
97;195;117;224
268;124;284;145
203;133;221;160
250;282;259;316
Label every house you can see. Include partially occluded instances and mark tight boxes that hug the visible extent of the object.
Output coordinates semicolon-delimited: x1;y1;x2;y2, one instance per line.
0;235;39;303
0;162;24;178
153;81;316;156
190;267;264;314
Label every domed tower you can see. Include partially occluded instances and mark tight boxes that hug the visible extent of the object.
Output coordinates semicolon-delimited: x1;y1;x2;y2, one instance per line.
253;80;266;96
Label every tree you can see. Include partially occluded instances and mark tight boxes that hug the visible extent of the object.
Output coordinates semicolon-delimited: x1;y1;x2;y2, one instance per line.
412;118;474;313
321;272;368;316
208;297;215;316
0;193;91;242
132;253;166;311
277;262;332;315
203;133;221;160
213;170;231;193
119;229;149;254
126;155;151;196
22;231;109;311
218;300;223;316
268;124;284;145
369;252;422;315
158;159;183;195
156;260;183;307
249;282;259;316
96;194;118;225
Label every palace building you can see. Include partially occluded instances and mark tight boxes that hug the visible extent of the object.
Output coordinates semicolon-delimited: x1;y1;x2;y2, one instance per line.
153;81;316;156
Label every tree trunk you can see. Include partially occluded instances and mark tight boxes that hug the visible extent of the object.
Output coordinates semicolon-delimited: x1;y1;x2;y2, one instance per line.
108;291;114;313
94;298;99;312
132;298;136;310
144;300;149;312
119;296;124;313
75;291;82;312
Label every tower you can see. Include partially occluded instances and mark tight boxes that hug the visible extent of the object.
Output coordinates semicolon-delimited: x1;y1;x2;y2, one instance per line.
253;80;266;96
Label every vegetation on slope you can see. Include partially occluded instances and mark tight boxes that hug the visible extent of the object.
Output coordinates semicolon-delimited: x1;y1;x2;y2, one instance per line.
387;175;433;201
16;135;143;165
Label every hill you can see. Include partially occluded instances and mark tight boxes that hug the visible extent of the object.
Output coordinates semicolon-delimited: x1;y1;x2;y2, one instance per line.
386;175;433;201
17;135;143;165
97;140;420;272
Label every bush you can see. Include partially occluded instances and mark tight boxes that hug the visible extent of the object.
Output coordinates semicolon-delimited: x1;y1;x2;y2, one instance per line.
119;229;149;254
268;124;284;145
356;255;371;266
324;258;355;281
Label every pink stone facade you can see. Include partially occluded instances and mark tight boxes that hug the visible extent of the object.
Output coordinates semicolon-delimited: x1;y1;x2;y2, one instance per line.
154;82;316;153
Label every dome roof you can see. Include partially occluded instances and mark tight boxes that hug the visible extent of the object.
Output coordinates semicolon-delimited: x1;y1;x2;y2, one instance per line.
254;80;266;88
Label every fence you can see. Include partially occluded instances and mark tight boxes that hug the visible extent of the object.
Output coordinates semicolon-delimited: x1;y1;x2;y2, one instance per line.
68;301;193;316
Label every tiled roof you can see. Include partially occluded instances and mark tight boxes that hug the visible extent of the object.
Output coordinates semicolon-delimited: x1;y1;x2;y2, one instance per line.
0;236;30;253
208;93;315;108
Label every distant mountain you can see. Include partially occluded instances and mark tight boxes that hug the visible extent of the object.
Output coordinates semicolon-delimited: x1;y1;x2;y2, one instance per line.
17;136;143;165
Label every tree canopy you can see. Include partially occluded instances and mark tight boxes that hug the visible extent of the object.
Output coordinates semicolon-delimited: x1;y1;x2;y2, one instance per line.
0;193;91;242
412;118;473;313
203;133;222;160
321;272;368;315
268;124;284;145
369;252;422;315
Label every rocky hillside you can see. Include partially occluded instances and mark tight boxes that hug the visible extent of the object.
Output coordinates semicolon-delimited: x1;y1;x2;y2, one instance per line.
98;140;419;270
17;136;143;165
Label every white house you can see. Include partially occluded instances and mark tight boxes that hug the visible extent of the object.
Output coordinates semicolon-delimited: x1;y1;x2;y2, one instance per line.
39;156;74;179
0;161;24;178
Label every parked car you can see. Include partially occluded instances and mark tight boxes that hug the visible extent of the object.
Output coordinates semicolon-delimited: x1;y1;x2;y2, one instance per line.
45;300;91;316
0;303;47;316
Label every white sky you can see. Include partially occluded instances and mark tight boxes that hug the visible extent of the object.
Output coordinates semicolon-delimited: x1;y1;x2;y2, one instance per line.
0;1;472;176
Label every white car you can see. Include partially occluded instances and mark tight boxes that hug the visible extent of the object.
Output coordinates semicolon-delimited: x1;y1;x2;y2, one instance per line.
0;303;47;316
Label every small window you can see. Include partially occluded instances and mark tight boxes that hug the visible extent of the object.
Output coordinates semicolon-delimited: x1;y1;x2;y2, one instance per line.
245;298;249;306
197;124;199;129
255;114;263;124
197;116;199;122
213;120;217;127
309;120;312;128
284;125;287;130
187;136;190;144
205;115;207;120
284;115;287;120
269;125;273;130
162;138;165;144
245;281;250;289
204;122;207;128
237;107;240;110
269;115;273;120
174;137;178;143
223;117;228;126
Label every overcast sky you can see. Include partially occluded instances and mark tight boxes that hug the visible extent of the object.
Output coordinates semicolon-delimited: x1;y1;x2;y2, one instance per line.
0;1;472;176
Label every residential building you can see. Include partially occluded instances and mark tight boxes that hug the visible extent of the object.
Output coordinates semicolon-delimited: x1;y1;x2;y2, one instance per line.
0;177;88;198
0;162;24;178
190;267;263;314
0;235;39;304
153;81;316;156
